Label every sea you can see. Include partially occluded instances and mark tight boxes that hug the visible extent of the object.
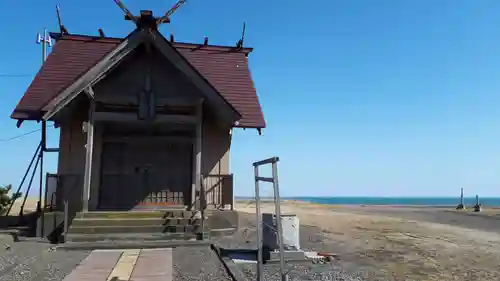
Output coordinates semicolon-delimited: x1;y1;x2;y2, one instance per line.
236;196;500;207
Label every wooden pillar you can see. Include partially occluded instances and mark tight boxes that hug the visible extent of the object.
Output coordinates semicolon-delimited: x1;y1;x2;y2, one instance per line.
88;125;102;210
192;101;203;210
82;100;95;212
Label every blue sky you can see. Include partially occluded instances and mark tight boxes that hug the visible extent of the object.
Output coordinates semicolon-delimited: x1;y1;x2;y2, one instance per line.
2;0;500;197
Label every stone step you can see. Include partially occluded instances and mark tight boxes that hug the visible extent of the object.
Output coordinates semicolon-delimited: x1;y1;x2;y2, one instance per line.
76;210;195;219
71;217;201;227
64;232;202;243
68;224;202;235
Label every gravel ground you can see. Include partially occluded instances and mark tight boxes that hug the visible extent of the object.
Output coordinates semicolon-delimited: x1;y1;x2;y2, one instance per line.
0;238;89;281
237;263;367;281
213;213;375;281
234;202;500;281
173;246;232;281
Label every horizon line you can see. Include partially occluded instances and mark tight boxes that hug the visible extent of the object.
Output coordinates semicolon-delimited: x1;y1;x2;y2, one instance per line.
235;196;500;199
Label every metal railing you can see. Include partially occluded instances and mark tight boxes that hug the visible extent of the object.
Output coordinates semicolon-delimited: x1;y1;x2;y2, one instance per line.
203;174;234;210
253;157;287;281
41;173;59;214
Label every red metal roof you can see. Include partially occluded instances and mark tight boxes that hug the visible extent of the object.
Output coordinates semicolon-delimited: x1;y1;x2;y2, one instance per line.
11;33;266;128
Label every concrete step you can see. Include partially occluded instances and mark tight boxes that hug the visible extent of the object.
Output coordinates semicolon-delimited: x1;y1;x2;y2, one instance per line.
164;218;202;226
76;210;195;219
132;205;186;210
71;217;201;227
64;232;203;243
68;224;202;235
57;239;212;250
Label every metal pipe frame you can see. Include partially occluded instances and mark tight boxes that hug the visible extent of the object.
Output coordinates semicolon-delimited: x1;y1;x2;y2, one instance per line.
253;156;287;281
19;153;41;216
5;142;41;216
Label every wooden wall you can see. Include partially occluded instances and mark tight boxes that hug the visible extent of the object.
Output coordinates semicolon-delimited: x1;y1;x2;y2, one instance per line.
56;44;233;210
93;45;203;105
55;101;87;211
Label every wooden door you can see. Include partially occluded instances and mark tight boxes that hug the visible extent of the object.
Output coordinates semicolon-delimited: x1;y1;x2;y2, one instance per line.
137;141;193;207
99;142;139;210
99;138;193;209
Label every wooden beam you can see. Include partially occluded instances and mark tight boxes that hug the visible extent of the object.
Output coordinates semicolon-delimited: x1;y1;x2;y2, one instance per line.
82;100;96;213
84;86;95;99
95;96;202;107
92;112;197;123
103;136;193;143
42;31;147;120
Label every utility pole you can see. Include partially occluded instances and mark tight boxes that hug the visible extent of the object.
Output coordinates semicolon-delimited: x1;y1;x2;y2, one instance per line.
37;29;51;63
35;29;51;215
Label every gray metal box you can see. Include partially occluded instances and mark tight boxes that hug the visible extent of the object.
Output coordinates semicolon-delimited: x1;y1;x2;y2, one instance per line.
262;213;300;251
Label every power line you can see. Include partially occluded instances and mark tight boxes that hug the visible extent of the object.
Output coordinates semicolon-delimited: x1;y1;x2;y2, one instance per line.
0;129;41;143
0;74;32;78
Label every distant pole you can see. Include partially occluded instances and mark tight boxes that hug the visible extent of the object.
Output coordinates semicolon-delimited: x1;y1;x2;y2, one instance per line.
474;194;482;212
460;188;464;206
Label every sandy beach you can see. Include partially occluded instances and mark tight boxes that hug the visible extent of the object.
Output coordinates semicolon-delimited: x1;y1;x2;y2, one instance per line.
232;200;500;281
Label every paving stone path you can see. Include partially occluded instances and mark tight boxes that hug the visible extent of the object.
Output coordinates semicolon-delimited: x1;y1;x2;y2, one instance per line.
0;240;231;281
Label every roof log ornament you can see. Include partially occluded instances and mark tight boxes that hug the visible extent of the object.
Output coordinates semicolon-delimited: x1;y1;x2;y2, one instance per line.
113;0;186;31
56;5;69;35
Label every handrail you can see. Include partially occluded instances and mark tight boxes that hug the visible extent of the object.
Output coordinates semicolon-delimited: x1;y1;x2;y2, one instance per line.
4;142;42;216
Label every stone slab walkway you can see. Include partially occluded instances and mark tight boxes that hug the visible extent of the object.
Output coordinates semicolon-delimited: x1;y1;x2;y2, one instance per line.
62;248;173;281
